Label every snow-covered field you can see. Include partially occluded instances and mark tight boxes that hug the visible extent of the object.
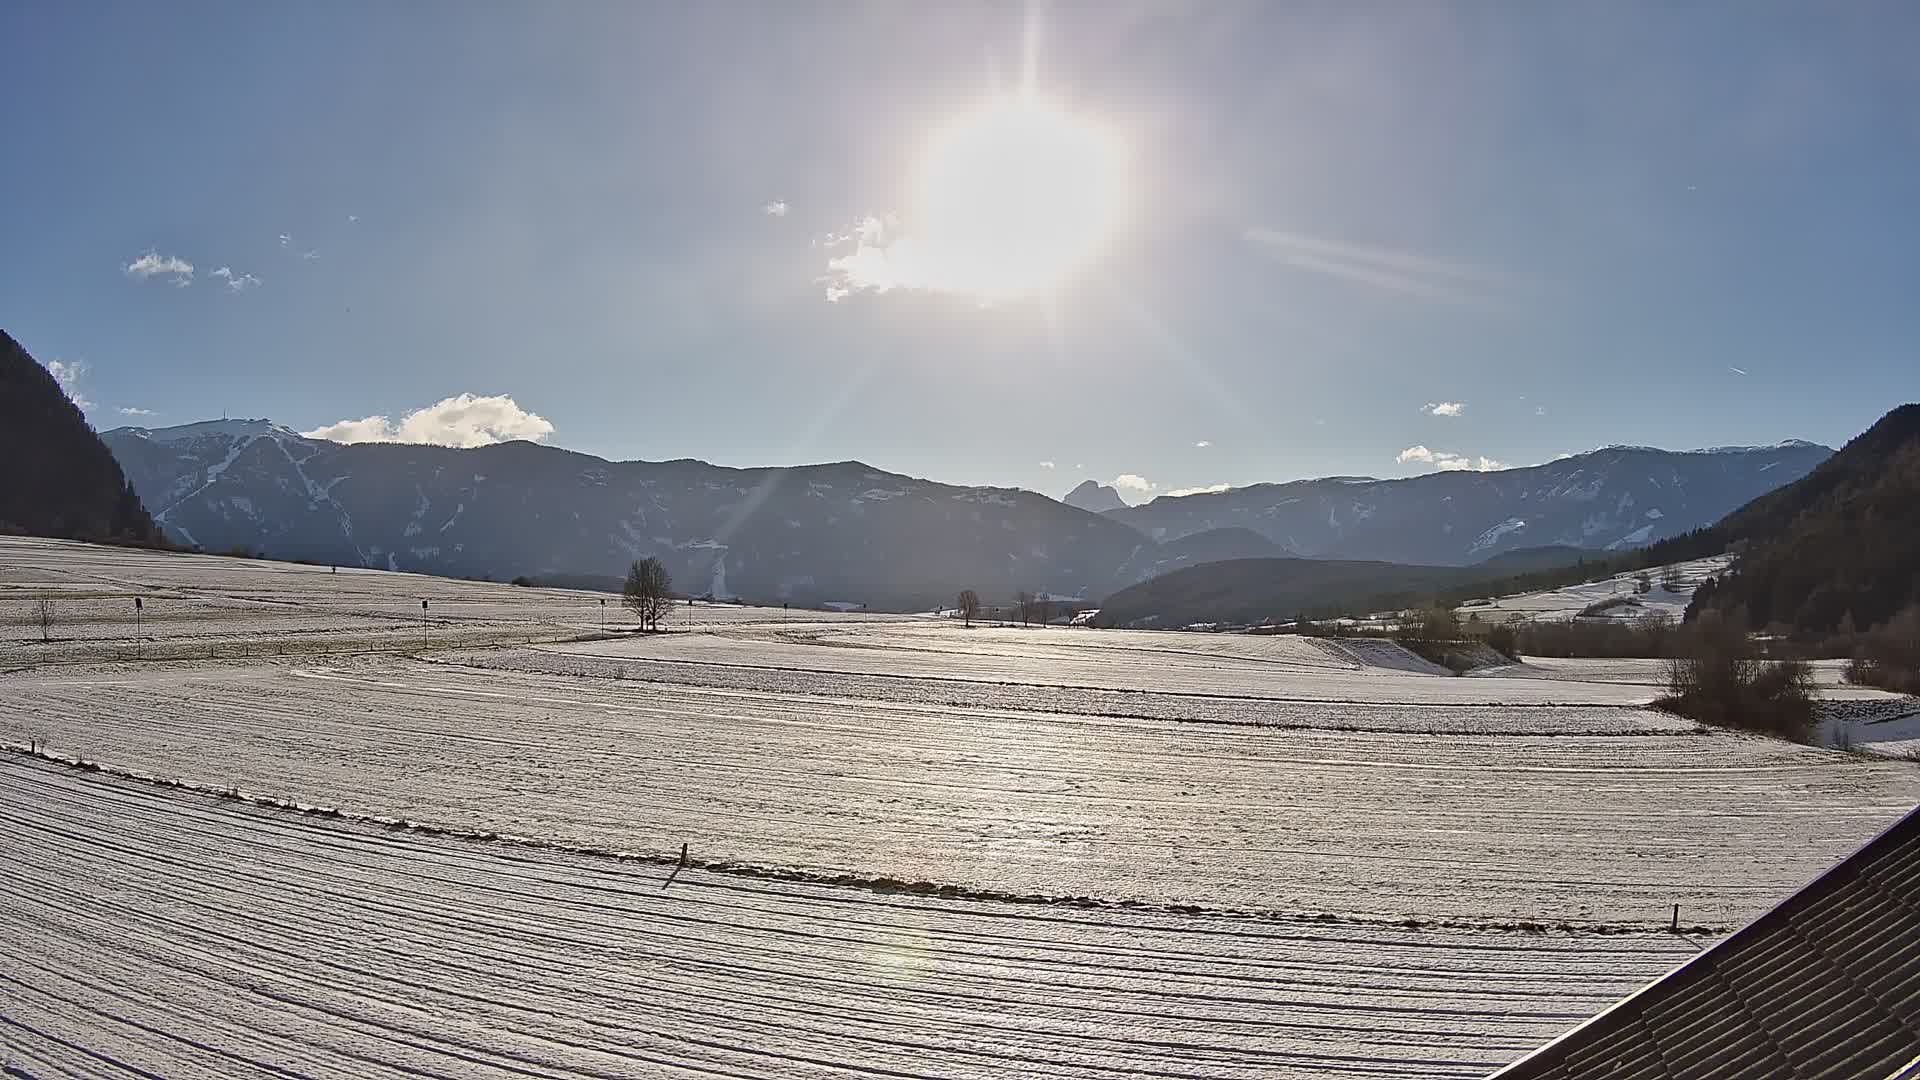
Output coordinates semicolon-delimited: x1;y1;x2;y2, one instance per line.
1457;555;1733;625
554;624;1664;705
0;536;907;664
4;537;1919;1076
0;757;1699;1079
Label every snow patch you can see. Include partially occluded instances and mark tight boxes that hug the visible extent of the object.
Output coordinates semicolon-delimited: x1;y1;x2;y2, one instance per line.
1468;517;1528;554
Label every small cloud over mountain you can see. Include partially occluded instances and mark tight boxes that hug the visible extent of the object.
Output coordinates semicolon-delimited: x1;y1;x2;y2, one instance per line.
1397;445;1508;472
1165;483;1230;497
45;359;93;409
303;393;554;448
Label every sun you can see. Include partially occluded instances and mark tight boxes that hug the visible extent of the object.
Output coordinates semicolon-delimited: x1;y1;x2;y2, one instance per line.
909;98;1126;299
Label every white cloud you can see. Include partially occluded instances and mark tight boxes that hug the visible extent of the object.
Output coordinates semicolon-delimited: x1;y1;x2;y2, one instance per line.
124;250;194;286
1038;460;1055;469
1534;405;1547;417
1396;445;1509;472
210;266;261;292
1728;365;1749;376
1112;473;1156;496
118;406;156;416
45;359;93;409
303;416;395;443
303;393;555;448
1422;401;1465;417
278;234;290;247
1194;440;1212;448
347;214;359;223
300;249;320;260
1165;483;1231;498
763;200;789;217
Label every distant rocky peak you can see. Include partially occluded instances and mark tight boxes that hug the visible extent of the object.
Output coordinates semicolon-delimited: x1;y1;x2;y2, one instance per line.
1064;479;1128;513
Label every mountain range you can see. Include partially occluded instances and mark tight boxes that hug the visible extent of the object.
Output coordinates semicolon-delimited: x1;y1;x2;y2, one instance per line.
1102;442;1831;565
101;418;1830;610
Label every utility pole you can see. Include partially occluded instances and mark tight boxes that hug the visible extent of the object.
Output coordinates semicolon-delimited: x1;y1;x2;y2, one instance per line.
600;596;606;635
134;596;143;658
420;599;428;649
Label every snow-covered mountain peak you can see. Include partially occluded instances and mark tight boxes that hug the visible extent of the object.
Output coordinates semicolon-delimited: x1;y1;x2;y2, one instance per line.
112;418;305;444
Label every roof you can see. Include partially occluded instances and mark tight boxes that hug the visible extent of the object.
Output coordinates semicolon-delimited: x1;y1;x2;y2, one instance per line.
1489;804;1920;1080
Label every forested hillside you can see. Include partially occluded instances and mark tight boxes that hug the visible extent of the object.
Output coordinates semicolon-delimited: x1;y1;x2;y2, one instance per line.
1685;404;1920;633
0;331;164;546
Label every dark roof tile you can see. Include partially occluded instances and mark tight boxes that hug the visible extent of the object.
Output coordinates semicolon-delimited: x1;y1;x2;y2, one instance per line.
1489;805;1920;1079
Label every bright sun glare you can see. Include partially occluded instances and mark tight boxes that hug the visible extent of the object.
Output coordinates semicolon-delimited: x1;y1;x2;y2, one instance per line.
910;98;1126;298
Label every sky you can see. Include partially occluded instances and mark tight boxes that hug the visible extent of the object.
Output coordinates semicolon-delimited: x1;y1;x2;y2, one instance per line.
5;2;1917;504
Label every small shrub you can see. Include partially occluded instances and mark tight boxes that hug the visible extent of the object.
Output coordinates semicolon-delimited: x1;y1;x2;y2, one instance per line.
1486;622;1520;661
1656;616;1816;741
1843;606;1920;694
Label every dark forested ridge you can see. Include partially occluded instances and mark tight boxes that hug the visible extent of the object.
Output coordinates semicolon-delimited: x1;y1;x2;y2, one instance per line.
0;331;164;545
1093;557;1477;629
1683;404;1920;633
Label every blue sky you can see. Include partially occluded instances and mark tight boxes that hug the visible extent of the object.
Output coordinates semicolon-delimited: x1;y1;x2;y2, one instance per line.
5;2;1916;502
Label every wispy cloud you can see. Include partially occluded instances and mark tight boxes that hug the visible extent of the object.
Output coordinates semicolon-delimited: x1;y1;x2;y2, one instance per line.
1422;401;1465;417
45;359;93;409
1535;405;1547;417
300;249;320;260
1194;440;1212;448
763;200;789;217
118;406;156;417
1246;228;1514;307
1165;482;1231;498
210;266;262;293
1112;473;1156;496
278;234;290;247
1038;460;1056;469
303;393;554;448
347;214;359;224
1397;445;1509;472
124;250;194;286
1728;365;1749;376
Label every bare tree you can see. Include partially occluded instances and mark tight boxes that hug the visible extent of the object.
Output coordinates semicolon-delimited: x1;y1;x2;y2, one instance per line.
623;558;674;631
35;598;52;643
956;589;980;628
1014;590;1034;627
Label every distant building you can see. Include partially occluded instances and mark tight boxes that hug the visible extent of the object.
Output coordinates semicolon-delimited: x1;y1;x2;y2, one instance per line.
1489;804;1920;1079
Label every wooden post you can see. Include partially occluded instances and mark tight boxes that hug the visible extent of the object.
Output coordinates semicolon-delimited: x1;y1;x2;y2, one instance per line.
663;842;690;889
1671;903;1679;932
